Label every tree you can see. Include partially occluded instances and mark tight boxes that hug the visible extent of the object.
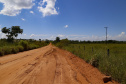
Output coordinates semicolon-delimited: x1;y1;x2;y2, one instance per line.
56;37;60;43
39;39;41;42
56;38;70;48
1;26;23;42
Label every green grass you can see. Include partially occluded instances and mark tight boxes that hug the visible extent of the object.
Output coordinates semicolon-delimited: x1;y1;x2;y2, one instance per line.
62;43;126;84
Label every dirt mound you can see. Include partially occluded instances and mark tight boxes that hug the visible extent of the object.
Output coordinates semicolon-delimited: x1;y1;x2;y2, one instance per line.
0;45;118;84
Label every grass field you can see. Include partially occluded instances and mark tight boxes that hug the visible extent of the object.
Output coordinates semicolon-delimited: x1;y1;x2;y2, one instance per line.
62;43;126;84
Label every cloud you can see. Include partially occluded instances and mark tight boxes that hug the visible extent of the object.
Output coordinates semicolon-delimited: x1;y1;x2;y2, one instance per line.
30;11;34;14
38;0;58;17
21;18;25;21
118;32;125;37
58;34;65;38
114;32;126;41
0;26;6;38
30;34;47;38
0;33;6;38
15;32;126;41
0;0;34;16
69;35;86;37
64;25;68;28
30;34;35;37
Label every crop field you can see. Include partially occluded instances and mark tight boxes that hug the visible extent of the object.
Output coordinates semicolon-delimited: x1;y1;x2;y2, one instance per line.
62;43;126;84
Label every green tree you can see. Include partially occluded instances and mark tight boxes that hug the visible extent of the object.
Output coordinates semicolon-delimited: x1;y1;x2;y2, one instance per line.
56;38;70;48
56;37;60;42
1;26;23;42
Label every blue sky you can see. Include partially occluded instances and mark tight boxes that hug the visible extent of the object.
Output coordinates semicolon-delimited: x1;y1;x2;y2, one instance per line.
0;0;126;41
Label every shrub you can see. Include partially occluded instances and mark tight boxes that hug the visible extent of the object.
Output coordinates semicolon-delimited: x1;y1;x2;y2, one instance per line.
19;40;29;50
17;45;24;52
56;38;70;48
56;42;64;48
11;47;19;54
2;46;12;55
0;48;4;56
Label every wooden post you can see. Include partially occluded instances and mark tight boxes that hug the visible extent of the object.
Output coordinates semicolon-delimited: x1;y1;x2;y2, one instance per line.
84;46;85;50
92;47;93;52
107;49;109;56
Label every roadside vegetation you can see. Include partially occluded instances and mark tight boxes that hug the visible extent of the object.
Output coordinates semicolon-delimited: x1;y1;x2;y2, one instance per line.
54;37;126;84
0;26;48;56
0;39;48;56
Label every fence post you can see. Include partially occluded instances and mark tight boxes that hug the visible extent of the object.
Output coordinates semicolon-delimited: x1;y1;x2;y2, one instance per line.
107;49;109;56
92;47;93;52
84;46;85;50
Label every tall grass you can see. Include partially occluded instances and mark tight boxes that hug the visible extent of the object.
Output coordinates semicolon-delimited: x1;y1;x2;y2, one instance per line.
62;43;126;84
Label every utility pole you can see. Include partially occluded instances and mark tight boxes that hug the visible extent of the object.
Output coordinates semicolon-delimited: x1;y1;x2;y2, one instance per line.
104;27;108;44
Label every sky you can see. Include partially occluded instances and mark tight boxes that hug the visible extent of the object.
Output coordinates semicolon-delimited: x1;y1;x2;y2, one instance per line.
0;0;126;41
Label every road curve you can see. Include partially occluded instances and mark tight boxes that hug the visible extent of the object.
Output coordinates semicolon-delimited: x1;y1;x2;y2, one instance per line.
0;44;118;84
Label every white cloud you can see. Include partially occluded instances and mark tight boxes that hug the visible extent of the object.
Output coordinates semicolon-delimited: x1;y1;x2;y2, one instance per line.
64;25;68;28
30;34;35;37
30;34;47;38
14;32;126;41
30;11;34;14
49;35;55;40
21;18;25;21
66;32;126;41
58;34;65;38
114;32;126;41
69;35;86;37
0;0;34;16
118;32;125;37
38;0;58;17
0;33;6;38
0;26;6;38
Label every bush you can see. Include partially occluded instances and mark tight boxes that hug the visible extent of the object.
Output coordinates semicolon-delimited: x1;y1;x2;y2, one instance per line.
56;38;70;48
56;42;64;48
11;47;19;54
0;40;48;57
17;45;24;52
19;40;29;50
2;46;12;55
0;48;4;56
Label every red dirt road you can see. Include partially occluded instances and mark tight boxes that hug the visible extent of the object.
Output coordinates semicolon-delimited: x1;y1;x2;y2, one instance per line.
0;44;118;84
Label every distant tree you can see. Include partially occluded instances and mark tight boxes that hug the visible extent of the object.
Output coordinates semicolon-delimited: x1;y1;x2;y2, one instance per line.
39;39;41;42
45;39;49;44
1;26;23;42
56;37;60;42
56;38;70;48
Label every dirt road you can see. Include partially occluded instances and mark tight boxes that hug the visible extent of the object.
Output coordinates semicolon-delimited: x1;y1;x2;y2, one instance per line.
0;44;118;84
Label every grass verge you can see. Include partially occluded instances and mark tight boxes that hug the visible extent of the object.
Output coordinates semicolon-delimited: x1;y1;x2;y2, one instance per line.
60;43;126;84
